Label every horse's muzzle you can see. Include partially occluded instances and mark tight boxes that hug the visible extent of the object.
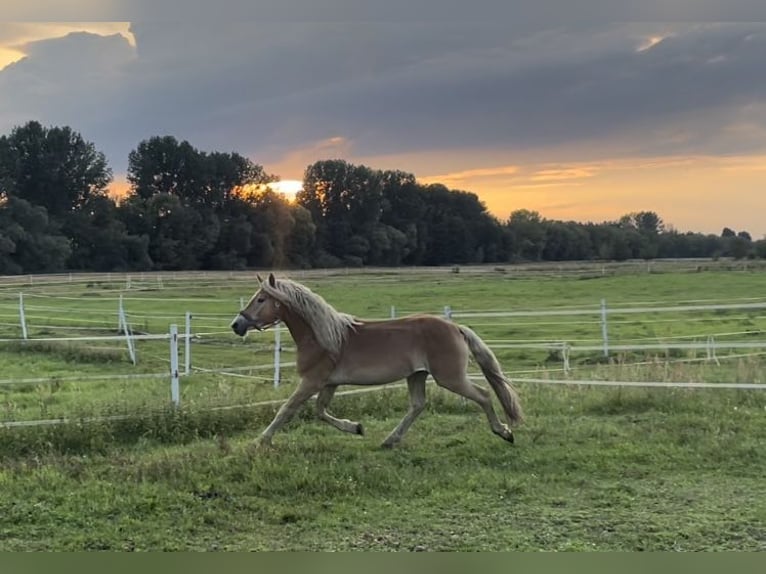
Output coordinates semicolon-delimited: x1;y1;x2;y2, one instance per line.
230;315;250;337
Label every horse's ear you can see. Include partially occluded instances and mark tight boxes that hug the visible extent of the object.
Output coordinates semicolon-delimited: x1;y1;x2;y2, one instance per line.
268;273;276;288
256;274;263;284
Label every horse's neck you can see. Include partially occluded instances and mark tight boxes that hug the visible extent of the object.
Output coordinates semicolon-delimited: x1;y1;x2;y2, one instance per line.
281;307;318;349
281;306;337;378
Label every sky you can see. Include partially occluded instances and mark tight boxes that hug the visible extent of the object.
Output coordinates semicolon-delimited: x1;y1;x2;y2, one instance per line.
1;15;765;236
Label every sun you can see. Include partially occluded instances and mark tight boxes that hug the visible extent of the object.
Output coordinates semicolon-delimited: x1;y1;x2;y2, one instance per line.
268;180;303;201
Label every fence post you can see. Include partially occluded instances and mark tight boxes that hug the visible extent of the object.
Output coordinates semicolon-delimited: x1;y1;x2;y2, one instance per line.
118;293;124;333
19;293;28;340
562;343;570;373
170;324;180;406
184;312;192;375
119;302;136;365
444;305;452;321
707;335;720;366
600;298;609;358
390;306;396;319
273;323;281;388
240;296;245;310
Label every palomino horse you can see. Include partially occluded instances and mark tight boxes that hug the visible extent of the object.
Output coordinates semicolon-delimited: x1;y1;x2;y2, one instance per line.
231;273;523;448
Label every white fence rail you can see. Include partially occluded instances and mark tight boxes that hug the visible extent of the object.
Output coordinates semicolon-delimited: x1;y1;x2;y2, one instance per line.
0;293;765;420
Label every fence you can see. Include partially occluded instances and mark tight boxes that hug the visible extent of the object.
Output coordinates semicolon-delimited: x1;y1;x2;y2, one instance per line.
1;286;766;428
7;292;766;375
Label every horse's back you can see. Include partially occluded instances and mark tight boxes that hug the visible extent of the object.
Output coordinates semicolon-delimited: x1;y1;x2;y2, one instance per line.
328;314;467;384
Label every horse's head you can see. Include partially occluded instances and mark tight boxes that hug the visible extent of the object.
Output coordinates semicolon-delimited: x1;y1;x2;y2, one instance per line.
230;273;283;336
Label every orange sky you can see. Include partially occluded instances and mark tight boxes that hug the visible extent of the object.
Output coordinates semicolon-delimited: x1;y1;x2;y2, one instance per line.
109;150;766;238
244;136;766;237
422;154;766;235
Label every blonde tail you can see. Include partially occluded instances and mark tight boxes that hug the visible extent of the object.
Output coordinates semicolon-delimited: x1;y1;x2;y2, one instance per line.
459;325;524;424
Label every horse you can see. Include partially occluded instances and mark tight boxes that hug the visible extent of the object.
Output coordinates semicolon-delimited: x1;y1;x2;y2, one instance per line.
230;273;523;448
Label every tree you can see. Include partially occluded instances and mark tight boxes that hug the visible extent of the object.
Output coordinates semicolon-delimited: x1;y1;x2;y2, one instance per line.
379;170;425;264
298;160;384;263
127;136;204;202
0;121;112;217
542;221;593;261
127;136;274;209
737;231;752;242
64;195;151;271
119;193;220;270
285;205;317;268
123;136;279;270
620;211;664;234
0;197;71;274
729;237;751;260
506;210;546;261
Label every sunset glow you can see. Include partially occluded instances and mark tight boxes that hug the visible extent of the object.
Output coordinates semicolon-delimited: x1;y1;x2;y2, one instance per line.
0;22;134;68
420;154;766;235
268;180;303;200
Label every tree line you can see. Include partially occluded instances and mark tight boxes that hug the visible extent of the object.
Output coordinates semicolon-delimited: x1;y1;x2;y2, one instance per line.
1;121;764;275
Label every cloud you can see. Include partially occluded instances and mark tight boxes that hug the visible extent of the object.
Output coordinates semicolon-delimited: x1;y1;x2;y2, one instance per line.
0;30;135;135
0;23;134;68
420;165;520;187
1;21;766;179
530;167;599;182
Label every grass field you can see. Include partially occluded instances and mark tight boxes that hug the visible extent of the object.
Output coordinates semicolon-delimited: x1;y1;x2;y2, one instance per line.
0;263;765;550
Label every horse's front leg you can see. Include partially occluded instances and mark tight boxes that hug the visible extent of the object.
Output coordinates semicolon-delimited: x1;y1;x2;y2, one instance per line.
257;379;320;447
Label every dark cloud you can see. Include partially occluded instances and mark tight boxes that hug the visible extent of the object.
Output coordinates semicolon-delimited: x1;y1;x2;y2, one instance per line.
1;21;766;175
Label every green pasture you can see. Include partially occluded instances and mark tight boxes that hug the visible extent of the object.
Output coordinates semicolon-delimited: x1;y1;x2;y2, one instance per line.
0;264;764;423
0;385;764;550
0;264;765;550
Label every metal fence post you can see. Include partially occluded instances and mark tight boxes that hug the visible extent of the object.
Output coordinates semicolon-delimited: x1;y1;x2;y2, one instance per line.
707;335;720;366
170;324;180;406
119;302;136;365
444;305;452;320
390;305;396;319
19;293;28;340
118;293;124;333
273;323;281;388
600;298;609;358
184;311;192;375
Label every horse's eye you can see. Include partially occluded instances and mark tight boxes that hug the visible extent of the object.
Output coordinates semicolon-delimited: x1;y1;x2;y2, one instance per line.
257;297;265;303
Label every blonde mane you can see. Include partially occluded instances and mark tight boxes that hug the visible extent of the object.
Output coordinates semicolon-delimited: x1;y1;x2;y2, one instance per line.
261;278;358;356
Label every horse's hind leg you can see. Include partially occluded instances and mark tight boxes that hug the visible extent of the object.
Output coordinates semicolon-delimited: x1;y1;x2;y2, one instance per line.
316;385;364;436
381;371;428;448
433;375;514;443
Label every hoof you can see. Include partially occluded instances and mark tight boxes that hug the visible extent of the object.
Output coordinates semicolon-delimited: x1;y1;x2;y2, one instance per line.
380;440;397;449
253;436;273;451
496;426;515;444
355;423;365;436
